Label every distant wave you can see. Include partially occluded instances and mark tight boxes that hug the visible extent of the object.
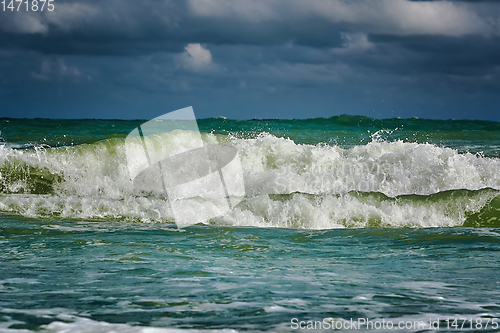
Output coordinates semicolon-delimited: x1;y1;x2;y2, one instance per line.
200;114;500;130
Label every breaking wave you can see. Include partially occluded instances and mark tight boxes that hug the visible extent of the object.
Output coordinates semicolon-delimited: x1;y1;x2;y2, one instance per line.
1;131;499;229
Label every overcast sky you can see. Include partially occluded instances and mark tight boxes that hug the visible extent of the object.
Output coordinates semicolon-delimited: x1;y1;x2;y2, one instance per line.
1;0;500;120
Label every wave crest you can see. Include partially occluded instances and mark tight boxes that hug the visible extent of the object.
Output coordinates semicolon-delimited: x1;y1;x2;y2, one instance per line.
1;131;499;228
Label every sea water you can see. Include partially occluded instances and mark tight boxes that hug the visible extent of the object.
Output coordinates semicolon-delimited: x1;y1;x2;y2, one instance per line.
1;116;500;332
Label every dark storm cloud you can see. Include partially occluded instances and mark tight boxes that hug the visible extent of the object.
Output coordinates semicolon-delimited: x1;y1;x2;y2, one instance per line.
0;0;347;56
1;0;500;120
3;0;498;55
369;34;500;75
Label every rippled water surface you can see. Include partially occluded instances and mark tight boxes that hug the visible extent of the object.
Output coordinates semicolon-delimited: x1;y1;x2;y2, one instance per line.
1;217;500;332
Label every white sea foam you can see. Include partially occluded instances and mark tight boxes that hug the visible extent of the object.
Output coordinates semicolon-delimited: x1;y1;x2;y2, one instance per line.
234;133;500;197
0;315;239;333
40;318;238;333
0;132;499;228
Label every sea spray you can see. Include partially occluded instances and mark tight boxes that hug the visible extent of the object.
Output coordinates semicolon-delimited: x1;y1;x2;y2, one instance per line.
1;130;499;228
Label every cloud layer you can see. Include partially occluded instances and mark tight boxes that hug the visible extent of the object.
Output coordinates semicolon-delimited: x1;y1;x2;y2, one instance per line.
1;0;500;120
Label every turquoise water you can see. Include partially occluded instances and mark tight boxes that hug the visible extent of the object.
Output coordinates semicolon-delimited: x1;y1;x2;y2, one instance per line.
1;116;500;332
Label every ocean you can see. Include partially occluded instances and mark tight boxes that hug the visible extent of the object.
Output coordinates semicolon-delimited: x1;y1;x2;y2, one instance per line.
1;115;500;332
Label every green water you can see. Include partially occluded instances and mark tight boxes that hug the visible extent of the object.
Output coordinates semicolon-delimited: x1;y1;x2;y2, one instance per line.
3;116;500;156
1;115;500;332
2;218;500;332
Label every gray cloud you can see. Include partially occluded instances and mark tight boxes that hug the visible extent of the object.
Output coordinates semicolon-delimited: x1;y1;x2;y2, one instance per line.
0;0;500;120
189;0;500;37
2;0;497;55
